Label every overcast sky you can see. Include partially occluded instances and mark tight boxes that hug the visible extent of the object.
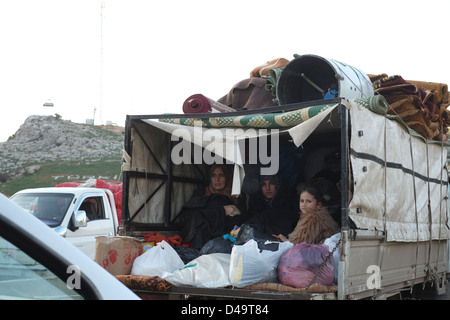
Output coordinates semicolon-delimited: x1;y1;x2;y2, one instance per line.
0;0;449;142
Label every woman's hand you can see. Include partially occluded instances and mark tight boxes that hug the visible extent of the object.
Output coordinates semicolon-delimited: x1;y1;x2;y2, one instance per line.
224;205;241;216
273;234;287;242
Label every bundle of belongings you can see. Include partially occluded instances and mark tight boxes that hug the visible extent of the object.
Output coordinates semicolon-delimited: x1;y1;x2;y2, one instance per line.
182;57;290;114
117;224;341;294
369;74;450;141
182;56;450;143
217;57;289;111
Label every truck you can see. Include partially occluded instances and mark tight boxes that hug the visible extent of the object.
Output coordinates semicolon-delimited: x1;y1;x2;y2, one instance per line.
119;94;449;300
10;187;119;260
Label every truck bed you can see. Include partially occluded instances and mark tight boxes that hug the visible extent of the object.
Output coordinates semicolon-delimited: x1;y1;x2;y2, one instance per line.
114;274;337;300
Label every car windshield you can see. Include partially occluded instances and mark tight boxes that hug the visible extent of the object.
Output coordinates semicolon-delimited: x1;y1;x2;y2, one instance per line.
11;193;74;228
0;235;83;300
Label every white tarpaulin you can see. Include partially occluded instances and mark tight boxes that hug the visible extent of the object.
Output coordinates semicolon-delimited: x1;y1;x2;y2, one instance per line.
347;100;448;242
145;119;284;196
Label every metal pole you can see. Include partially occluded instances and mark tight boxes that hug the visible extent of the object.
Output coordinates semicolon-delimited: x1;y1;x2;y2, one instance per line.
121;116;132;232
339;102;349;230
163;135;173;227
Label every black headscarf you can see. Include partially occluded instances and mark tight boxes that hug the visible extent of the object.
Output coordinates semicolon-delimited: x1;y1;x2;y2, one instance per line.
259;174;281;207
244;174;299;237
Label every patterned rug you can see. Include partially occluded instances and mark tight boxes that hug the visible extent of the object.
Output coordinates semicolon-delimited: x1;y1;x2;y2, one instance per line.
159;95;391;129
160;102;337;128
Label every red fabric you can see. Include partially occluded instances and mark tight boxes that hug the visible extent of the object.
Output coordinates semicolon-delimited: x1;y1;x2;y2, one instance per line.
94;180;123;226
95;179;122;193
143;232;182;247
168;235;182;247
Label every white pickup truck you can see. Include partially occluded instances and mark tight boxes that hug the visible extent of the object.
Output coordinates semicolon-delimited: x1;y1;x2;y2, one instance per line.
0;192;139;300
10;187;119;260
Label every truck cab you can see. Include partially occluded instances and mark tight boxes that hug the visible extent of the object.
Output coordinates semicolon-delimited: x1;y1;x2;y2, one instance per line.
10;187;119;260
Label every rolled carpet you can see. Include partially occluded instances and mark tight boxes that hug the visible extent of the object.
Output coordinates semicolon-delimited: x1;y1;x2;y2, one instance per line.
183;94;235;114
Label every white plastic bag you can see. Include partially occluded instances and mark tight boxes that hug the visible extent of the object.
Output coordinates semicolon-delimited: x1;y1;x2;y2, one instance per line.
131;240;185;277
229;239;293;287
165;253;231;288
323;232;341;284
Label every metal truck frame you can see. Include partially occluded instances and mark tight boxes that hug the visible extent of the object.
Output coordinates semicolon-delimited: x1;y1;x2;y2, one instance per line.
120;96;449;300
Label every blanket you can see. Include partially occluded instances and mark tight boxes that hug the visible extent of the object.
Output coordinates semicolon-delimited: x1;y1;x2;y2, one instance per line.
249;57;289;78
372;75;450;141
115;275;172;291
408;80;449;107
217;77;278;111
242;282;338;293
373;75;437;114
115;275;337;294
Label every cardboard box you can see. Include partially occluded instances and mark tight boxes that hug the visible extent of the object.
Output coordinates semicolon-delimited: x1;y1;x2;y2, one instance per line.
95;236;143;275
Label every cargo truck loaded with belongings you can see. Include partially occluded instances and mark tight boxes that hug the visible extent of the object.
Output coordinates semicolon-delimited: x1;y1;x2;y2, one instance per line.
117;54;449;300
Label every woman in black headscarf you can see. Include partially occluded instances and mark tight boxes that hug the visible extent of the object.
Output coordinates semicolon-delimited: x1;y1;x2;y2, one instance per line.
244;174;299;238
177;164;246;249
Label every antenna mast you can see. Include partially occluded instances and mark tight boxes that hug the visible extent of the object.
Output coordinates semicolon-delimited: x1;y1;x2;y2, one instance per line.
98;0;105;125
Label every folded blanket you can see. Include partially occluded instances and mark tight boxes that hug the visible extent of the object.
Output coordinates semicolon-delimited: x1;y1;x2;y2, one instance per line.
250;57;289;78
407;79;449;107
386;95;437;140
183;94;235;114
372;74;450;141
373;75;436;115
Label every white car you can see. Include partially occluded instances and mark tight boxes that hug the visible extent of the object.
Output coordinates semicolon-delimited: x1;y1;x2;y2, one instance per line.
0;193;140;300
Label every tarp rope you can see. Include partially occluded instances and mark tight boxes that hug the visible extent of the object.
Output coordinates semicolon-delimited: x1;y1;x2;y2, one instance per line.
384;100;421;291
435;124;447;269
425;142;433;275
376;115;388;289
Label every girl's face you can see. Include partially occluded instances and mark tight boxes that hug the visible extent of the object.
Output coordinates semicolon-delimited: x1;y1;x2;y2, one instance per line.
299;191;321;215
210;167;226;191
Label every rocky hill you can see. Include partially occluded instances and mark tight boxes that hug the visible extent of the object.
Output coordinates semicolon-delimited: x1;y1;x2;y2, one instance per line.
0;115;124;182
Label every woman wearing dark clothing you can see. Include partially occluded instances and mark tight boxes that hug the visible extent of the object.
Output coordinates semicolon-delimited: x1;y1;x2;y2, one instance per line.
178;164;246;249
244;174;299;238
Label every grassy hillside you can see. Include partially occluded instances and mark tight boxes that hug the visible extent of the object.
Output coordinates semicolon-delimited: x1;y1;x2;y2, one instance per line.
0;157;122;197
0;115;125;197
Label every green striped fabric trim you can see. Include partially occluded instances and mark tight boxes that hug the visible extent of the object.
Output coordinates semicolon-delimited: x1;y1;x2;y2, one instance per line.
159;95;446;145
159;103;337;129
